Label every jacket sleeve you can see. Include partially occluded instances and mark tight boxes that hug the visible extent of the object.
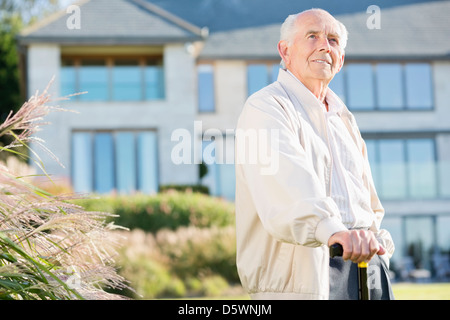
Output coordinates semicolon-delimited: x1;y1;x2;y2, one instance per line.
235;93;347;248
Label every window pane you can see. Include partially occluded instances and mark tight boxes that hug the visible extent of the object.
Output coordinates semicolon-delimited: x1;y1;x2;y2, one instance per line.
61;62;76;98
113;61;141;101
198;64;215;112
201;140;218;196
437;216;450;253
116;132;136;193
72;132;92;193
405;217;434;270
365;139;379;188
79;60;108;101
407;139;436;198
137;132;158;193
247;64;268;96
329;69;346;103
405;63;433;109
145;65;164;100
346;64;375;110
379;140;406;199
218;164;235;200
376;64;403;109
381;217;403;268
271;63;280;83
438;160;450;197
94;133;114;193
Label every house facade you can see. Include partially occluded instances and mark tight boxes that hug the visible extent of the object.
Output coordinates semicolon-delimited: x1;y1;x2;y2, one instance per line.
17;0;450;279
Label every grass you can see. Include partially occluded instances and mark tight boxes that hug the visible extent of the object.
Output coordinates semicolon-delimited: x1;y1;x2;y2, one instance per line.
182;282;450;300
392;282;450;300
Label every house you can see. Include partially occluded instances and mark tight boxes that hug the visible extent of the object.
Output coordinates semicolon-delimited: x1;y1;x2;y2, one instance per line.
17;0;450;279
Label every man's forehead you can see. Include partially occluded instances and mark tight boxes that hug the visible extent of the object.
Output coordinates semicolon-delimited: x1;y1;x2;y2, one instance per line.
296;11;341;35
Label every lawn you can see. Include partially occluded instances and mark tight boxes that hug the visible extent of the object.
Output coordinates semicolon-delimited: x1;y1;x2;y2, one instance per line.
195;282;450;300
392;282;450;300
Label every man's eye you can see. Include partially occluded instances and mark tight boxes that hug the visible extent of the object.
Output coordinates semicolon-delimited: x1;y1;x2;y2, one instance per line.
308;34;316;39
329;38;338;44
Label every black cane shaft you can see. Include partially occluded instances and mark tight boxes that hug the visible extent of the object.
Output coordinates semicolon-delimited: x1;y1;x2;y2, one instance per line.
330;243;371;300
358;264;370;300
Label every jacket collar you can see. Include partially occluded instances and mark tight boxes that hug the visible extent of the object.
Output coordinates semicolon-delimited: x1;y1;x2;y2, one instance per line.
276;68;357;144
278;69;325;114
277;68;352;119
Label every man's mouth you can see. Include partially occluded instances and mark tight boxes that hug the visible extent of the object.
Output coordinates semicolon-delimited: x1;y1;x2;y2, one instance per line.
312;59;331;65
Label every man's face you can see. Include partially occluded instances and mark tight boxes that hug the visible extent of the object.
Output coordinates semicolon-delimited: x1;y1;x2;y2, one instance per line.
279;12;345;85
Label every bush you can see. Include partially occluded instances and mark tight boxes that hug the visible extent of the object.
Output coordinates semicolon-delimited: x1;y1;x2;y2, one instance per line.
74;190;235;233
159;184;209;195
115;226;239;299
75;191;238;299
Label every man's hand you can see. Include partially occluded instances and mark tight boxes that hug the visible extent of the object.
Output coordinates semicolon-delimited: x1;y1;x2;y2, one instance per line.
328;230;385;263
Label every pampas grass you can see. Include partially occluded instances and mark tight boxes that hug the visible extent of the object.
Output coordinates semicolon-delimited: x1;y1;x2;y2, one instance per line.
0;82;129;300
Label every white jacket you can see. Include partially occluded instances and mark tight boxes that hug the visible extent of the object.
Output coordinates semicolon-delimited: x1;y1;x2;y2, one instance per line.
235;69;394;300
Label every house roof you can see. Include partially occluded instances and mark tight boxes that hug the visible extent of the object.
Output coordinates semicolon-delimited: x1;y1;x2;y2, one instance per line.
198;0;450;60
17;0;450;60
17;0;206;45
148;0;433;33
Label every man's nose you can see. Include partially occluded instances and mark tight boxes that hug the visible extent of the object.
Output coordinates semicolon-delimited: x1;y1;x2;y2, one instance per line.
318;37;331;53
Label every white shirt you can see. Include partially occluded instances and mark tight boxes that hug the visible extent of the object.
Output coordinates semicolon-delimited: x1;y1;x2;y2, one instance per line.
324;93;373;229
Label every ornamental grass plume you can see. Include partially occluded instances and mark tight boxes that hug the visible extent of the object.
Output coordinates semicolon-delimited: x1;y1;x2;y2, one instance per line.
0;81;130;300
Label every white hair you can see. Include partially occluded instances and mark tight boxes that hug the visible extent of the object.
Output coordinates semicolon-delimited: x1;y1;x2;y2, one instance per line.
279;8;348;68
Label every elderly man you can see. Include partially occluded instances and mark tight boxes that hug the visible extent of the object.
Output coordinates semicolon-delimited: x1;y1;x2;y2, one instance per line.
235;8;395;299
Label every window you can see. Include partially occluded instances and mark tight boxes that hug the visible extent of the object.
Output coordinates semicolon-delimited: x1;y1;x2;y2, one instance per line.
383;214;450;278
79;60;109;101
197;64;215;112
61;61;76;98
72;130;159;194
329;69;345;102
365;137;437;199
405;63;433;109
247;63;280;96
112;60;141;101
61;57;164;101
378;139;407;199
346;64;375;110
200;135;235;200
376;63;403;109
330;62;433;110
145;62;165;101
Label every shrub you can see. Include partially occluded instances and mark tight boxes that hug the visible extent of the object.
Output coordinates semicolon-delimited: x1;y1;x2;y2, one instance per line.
74;190;235;233
159;184;209;195
115;226;238;299
157;226;239;283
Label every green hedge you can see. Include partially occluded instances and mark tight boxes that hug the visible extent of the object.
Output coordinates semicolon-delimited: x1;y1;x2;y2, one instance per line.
159;184;209;195
116;226;238;299
74;190;238;298
74;190;235;233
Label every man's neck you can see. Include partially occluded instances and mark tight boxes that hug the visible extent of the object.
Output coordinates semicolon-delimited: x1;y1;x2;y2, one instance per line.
286;69;330;111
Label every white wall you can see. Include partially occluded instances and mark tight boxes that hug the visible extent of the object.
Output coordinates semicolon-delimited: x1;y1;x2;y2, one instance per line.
27;43;198;187
27;44;60;98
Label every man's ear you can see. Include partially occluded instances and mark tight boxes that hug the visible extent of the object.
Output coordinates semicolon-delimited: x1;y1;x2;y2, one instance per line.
337;53;345;72
277;41;290;68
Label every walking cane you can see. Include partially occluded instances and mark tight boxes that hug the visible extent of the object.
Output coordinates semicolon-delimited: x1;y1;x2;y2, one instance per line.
330;243;370;300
